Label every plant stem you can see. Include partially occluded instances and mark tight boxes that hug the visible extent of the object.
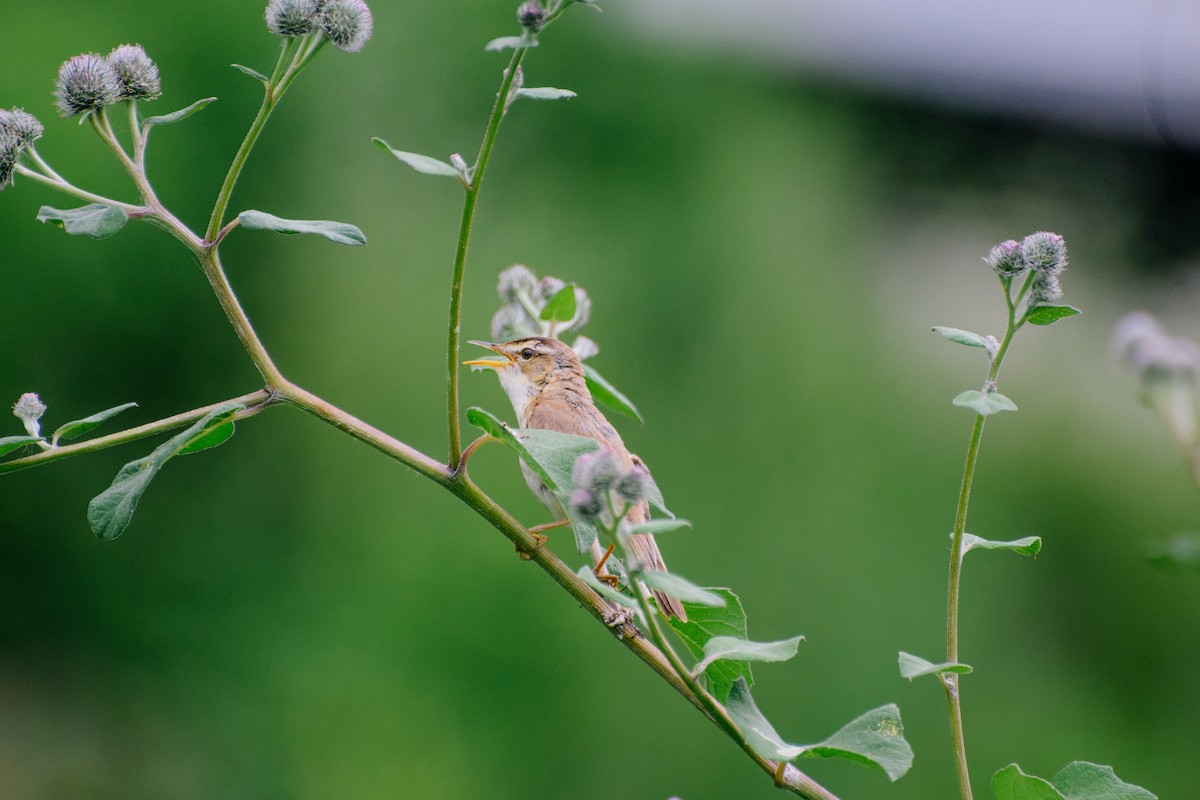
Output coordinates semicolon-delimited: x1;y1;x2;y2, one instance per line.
196;250;287;386
445;48;527;470
0;391;272;475
942;287;1025;800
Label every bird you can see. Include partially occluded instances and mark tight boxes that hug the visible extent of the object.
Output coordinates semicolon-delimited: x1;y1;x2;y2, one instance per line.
465;336;687;621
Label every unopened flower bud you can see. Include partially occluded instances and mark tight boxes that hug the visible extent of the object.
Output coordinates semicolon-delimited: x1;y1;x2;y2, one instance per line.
572;449;622;494
1031;271;1063;303
0;108;44;149
107;44;161;101
13;392;46;438
265;0;322;37
615;465;650;504
497;264;538;304
517;0;547;32
319;0;373;52
55;53;120;117
1021;231;1067;276
984;239;1024;276
568;488;603;521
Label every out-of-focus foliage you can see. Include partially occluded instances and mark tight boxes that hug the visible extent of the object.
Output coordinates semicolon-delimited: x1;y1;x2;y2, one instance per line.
1;1;1197;798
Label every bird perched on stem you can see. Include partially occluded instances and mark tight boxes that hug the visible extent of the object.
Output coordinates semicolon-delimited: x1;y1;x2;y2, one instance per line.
465;336;686;621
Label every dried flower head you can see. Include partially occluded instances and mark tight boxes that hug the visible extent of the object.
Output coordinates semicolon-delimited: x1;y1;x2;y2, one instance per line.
265;0;322;37
517;0;547;32
55;53;120;117
319;0;373;52
0;108;44;149
984;239;1024;277
106;44;161;100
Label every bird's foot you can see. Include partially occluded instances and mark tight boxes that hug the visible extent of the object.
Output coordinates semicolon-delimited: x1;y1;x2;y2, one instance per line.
516;519;568;560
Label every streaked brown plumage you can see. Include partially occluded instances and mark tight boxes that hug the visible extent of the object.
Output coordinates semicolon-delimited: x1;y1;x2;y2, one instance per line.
466;336;686;621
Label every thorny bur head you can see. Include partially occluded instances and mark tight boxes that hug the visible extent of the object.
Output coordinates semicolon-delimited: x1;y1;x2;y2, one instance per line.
107;44;161;101
55;53;121;117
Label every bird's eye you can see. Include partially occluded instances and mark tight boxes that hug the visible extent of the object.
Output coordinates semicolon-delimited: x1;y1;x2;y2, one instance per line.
520;348;535;360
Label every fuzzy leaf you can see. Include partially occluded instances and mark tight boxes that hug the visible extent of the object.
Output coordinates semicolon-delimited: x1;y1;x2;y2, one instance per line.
961;533;1042;557
668;588;751;701
52;402;138;445
897;651;973;680
1050;762;1156;800
143;97;217;127
231;63;269;81
86;403;242;541
639;571;725;607
953;389;1018;416
465;407;559;490
0;435;42;457
237;210;366;246
372;139;461;177
484;35;537;52
516;87;577;100
693;635;804;675
1026;304;1081;327
627;519;692;535
37;204;128;239
933;326;990;348
583;364;644;423
804;704;913;781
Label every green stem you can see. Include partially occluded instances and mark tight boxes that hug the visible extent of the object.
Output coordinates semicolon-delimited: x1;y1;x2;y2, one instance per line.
13;164;140;213
445;48;527;470
196;250;286;386
942;281;1026;800
0;391;272;475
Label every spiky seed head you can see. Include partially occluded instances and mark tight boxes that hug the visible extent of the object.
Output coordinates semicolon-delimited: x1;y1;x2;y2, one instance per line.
614;466;650;504
572;449;623;494
319;0;373;52
0;129;19;191
517;0;547;32
1031;271;1063;303
0;108;44;149
265;0;322;36
1021;231;1067;275
55;53;120;117
106;44;161;100
984;239;1024;276
568;488;603;521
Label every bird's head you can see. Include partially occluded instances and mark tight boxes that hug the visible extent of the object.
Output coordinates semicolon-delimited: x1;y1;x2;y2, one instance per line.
465;337;583;419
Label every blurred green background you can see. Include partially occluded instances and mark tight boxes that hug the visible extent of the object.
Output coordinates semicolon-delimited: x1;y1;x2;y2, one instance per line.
3;2;1199;798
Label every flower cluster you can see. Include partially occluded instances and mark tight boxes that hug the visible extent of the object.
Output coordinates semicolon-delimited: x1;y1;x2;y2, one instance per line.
567;449;650;525
265;0;373;52
54;45;160;118
1113;312;1200;447
984;231;1068;303
491;264;594;349
0;108;43;191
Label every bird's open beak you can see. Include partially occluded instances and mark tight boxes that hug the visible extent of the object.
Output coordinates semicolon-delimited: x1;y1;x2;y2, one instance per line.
463;340;513;370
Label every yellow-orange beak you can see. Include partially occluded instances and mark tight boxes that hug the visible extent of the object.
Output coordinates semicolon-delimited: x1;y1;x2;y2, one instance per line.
464;340;513;370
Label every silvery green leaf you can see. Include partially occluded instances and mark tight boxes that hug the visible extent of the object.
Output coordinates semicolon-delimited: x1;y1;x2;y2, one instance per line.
952;389;1018;416
516;87;577;100
933;326;990;348
372;139;461;177
484;35;538;52
237;210;366;246
639;571;725;607
52;402;138;445
37;204;128;239
143;97;217;128
961;533;1042;557
693;635;804;675
897;651;972;680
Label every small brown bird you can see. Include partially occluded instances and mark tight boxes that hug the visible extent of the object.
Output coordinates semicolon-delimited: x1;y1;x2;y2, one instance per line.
465;336;687;621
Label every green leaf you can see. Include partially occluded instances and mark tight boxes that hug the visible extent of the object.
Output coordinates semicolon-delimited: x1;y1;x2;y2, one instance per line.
961;533;1042;557
484;35;537;52
465;407;559;490
694;635;804;675
1050;762;1156;800
725;678;807;761
897;651;973;680
539;283;577;322
178;421;236;455
933;326;990;348
953;389;1018;416
516;87;577;100
231;63;269;81
86;403;242;541
627;519;692;535
583;364;644;423
143;97;217;128
576;565;639;610
992;765;1067;800
639;571;726;607
237;210;366;246
0;435;42;457
642;468;674;519
668;588;751;701
803;704;913;781
37;204;128;239
1026;304;1081;327
372;139;461;177
51;402;138;445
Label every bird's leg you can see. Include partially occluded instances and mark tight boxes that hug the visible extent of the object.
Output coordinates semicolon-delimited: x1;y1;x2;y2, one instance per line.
592;542;619;588
516;518;570;560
